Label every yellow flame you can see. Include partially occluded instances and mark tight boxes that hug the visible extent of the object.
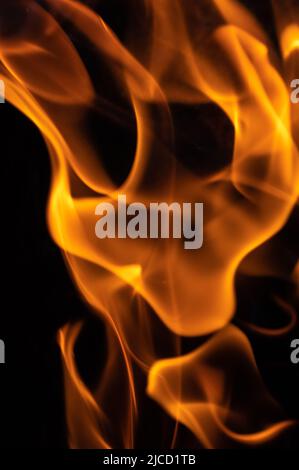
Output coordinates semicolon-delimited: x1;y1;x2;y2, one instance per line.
1;0;298;448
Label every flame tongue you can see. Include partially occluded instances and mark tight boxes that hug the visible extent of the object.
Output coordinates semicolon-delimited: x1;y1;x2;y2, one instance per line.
148;325;295;448
1;0;298;448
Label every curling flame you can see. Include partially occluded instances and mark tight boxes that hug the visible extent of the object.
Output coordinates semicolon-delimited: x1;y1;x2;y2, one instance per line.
148;326;295;448
1;0;298;448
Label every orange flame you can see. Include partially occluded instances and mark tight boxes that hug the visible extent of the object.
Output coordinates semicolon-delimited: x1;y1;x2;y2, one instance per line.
1;0;298;448
148;325;295;448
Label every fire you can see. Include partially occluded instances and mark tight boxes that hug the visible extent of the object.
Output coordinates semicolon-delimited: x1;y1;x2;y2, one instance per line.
147;325;294;448
1;0;298;448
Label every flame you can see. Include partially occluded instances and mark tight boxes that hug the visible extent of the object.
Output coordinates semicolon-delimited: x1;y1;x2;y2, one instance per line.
1;0;298;448
148;325;295;448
